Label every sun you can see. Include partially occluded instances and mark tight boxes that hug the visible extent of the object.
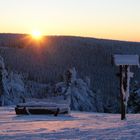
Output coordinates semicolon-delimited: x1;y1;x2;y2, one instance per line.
31;30;42;40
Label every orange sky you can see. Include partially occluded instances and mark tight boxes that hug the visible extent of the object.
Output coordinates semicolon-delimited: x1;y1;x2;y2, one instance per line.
0;0;140;42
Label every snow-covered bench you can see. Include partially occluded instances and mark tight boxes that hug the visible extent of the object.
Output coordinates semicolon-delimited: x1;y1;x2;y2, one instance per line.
15;97;70;116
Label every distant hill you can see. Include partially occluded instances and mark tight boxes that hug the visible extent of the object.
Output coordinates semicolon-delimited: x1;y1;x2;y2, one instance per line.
0;33;140;107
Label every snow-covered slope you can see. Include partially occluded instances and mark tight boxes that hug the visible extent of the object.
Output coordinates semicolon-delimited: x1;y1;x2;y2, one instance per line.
0;107;140;140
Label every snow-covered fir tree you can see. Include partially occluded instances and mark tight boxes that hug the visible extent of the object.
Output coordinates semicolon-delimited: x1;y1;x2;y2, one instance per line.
54;68;97;112
0;55;26;105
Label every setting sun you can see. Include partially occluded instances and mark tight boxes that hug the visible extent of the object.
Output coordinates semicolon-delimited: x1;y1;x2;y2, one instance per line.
31;31;42;40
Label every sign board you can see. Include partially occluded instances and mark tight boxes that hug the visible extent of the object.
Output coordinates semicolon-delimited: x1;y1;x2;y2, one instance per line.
113;54;140;120
113;55;139;66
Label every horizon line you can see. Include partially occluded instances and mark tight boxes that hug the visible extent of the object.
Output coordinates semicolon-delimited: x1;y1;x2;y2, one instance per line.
0;32;140;43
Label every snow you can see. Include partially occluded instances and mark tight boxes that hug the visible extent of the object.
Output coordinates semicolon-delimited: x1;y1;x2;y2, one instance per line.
0;55;27;106
0;107;140;140
113;55;139;66
16;100;70;114
55;68;97;112
0;60;97;113
125;66;133;106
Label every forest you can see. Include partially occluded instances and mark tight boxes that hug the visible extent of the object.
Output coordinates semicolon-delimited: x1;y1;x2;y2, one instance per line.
0;33;140;113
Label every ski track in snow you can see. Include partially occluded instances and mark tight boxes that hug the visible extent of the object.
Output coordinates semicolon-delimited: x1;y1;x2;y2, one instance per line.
0;107;140;140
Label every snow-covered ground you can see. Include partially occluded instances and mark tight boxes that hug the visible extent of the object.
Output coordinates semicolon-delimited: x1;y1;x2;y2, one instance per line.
0;107;140;140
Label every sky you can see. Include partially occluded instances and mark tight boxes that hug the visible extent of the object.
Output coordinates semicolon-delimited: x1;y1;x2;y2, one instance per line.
0;0;140;42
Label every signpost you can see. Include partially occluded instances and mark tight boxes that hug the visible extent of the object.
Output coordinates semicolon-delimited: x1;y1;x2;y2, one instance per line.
113;55;139;120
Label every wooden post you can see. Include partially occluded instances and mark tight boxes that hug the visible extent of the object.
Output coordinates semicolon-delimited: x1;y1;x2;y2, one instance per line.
113;54;139;120
120;65;126;120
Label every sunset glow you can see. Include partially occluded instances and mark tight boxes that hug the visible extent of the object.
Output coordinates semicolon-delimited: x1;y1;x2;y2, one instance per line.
0;0;140;42
31;31;42;40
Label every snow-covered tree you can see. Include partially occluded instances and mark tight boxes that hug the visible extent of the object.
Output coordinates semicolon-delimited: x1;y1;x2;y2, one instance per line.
0;55;26;105
54;68;97;112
